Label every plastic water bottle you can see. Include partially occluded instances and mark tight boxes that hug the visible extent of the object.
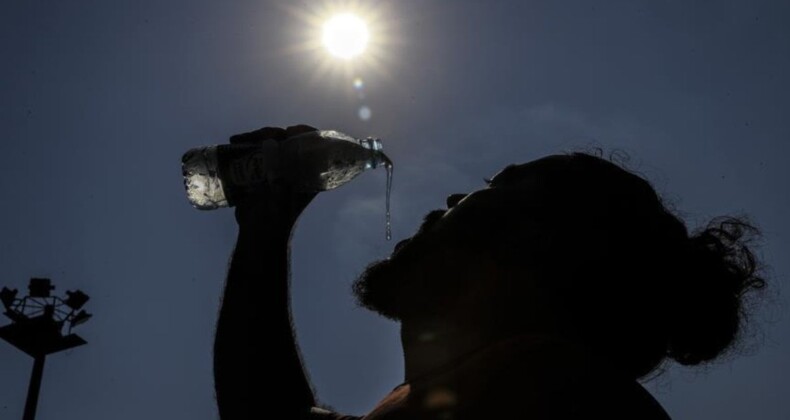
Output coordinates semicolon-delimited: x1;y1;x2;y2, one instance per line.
181;130;394;238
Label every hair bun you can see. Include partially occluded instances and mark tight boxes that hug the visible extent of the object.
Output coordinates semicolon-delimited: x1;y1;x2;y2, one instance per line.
666;217;765;365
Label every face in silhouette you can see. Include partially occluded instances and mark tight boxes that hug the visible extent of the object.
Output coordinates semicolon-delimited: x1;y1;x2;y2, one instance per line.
353;156;570;322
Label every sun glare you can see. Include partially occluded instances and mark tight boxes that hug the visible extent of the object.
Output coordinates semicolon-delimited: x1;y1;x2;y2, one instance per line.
278;2;395;88
322;13;370;59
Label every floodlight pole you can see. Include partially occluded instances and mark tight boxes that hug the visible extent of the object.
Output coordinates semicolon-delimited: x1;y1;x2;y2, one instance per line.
0;278;92;420
23;355;46;420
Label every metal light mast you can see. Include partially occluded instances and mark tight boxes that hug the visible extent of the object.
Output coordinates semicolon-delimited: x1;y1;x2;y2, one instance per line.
0;278;92;420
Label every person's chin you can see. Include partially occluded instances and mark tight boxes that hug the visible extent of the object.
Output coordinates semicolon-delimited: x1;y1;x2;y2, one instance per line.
352;234;440;320
352;258;404;321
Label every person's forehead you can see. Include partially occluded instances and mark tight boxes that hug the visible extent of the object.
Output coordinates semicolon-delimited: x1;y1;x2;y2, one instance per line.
448;155;571;213
488;155;570;187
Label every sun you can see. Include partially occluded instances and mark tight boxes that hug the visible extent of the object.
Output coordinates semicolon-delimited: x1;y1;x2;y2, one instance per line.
276;2;396;86
322;13;370;59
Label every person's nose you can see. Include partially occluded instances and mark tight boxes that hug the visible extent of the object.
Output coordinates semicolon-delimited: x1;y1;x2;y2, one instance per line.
446;193;467;209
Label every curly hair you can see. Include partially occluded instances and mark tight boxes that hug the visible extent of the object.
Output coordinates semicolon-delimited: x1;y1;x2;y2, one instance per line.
487;152;767;378
666;216;765;366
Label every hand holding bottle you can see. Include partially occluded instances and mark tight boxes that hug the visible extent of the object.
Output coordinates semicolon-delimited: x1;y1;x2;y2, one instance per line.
229;125;321;231
182;124;393;238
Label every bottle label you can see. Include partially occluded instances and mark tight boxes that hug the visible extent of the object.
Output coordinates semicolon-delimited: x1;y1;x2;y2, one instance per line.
221;141;280;188
213;143;280;206
229;151;268;186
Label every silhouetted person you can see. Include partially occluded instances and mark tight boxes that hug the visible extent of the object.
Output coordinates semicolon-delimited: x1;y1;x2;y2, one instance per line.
212;125;765;419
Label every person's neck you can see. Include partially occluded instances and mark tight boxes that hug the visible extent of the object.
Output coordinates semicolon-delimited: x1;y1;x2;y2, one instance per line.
400;317;497;382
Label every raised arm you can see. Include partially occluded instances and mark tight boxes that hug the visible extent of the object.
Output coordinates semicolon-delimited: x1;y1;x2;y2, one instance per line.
212;126;319;420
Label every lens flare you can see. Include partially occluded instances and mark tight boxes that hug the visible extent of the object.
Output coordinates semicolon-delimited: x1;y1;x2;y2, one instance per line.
358;106;372;121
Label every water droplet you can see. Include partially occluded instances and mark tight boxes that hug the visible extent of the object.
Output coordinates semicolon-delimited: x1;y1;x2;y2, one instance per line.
384;157;393;241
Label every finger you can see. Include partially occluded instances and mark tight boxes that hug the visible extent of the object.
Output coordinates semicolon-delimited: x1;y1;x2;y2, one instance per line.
285;124;318;138
229;126;287;144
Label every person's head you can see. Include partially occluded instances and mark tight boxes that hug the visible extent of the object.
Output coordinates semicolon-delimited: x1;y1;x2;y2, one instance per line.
353;152;766;379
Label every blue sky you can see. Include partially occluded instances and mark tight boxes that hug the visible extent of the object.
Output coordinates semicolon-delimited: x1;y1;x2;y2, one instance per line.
1;1;788;418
